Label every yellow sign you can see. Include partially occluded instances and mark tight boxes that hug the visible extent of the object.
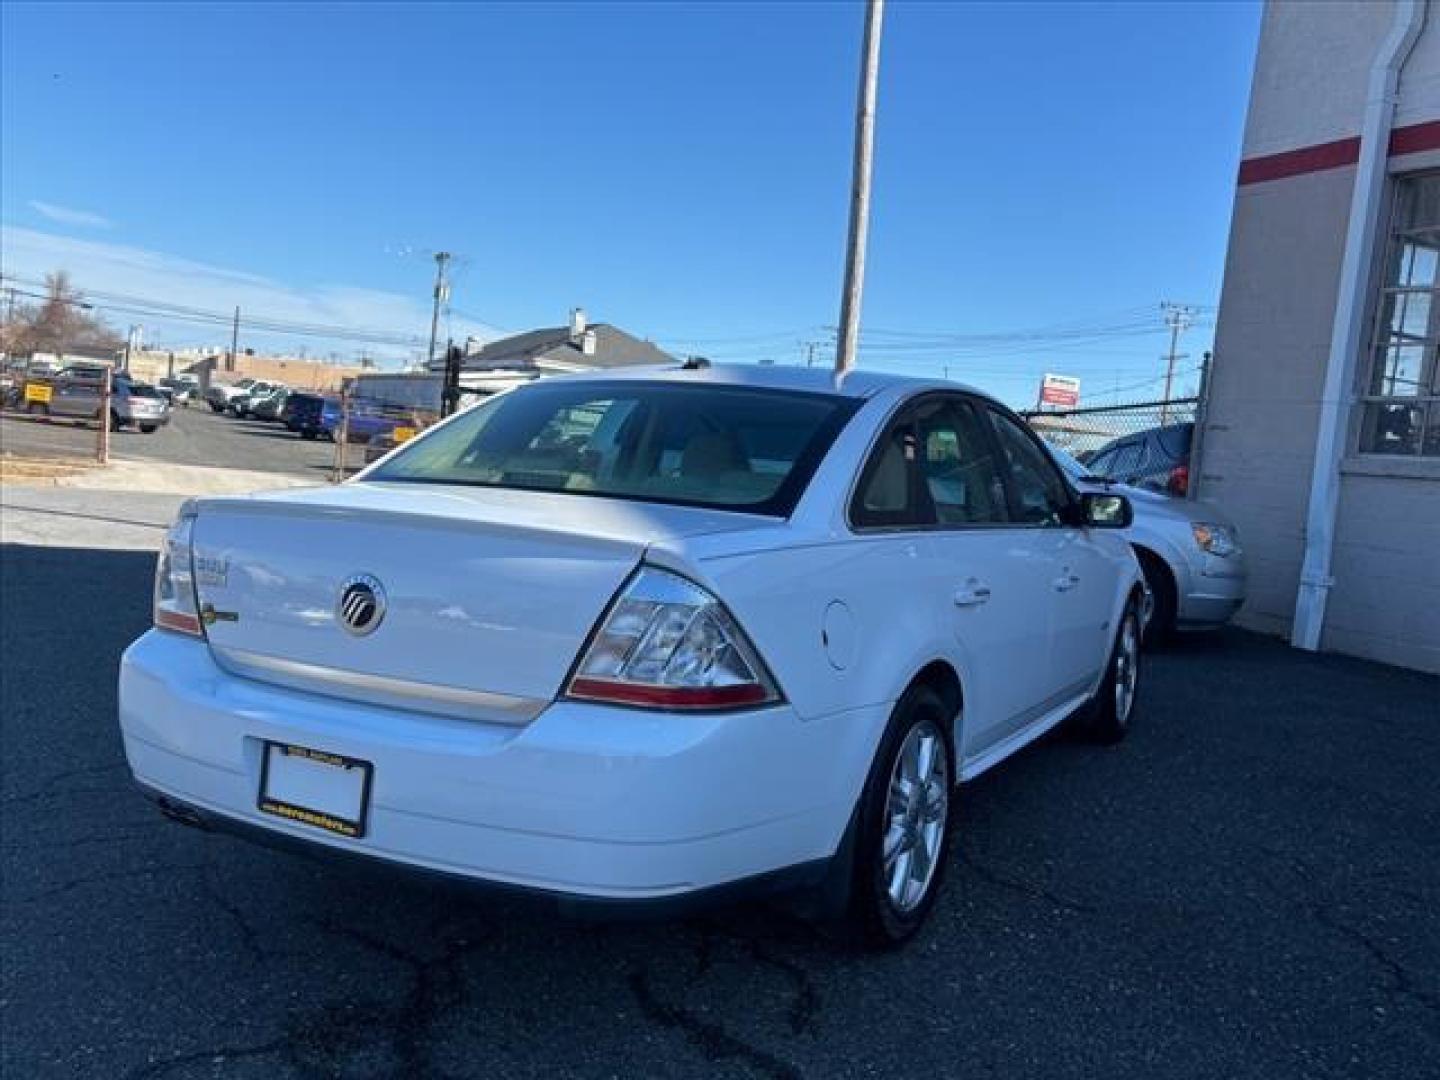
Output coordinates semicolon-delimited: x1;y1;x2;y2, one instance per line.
391;426;417;444
23;383;52;405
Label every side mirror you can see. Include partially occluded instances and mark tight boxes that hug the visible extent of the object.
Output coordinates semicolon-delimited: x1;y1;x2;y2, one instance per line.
1078;491;1132;529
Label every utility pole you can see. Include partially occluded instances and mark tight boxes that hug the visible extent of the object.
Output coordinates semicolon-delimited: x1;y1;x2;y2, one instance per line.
1160;301;1196;423
228;306;241;372
427;251;452;369
835;0;885;376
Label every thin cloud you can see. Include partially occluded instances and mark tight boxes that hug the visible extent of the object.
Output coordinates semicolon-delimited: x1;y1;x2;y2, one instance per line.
28;201;113;230
0;225;507;364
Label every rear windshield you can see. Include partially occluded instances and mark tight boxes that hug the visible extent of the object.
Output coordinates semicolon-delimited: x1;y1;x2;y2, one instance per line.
369;380;859;516
128;384;162;398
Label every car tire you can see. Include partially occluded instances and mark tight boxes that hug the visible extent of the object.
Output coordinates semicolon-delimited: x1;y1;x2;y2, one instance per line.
1135;549;1176;647
139;424;157;434
844;683;954;947
1074;598;1142;745
300;429;318;440
209;401;223;413
109;411;123;432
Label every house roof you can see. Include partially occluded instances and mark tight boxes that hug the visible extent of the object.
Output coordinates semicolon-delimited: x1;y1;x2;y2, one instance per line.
442;323;672;373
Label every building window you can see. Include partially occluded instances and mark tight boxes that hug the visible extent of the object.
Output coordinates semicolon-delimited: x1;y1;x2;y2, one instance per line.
1360;174;1440;456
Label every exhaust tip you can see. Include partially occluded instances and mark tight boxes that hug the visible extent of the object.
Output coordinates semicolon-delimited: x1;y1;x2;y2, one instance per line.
156;796;209;831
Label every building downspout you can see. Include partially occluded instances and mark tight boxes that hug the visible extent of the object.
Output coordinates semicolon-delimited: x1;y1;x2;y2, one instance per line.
1292;0;1426;652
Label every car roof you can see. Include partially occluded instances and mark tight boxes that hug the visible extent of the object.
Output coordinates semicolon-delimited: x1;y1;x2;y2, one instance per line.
540;361;994;402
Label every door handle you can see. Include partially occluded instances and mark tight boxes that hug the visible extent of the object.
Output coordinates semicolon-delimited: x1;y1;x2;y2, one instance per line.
1053;571;1081;592
953;581;991;607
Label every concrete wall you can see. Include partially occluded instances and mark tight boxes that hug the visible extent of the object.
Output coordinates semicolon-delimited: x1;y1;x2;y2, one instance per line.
1241;1;1390;157
1327;473;1440;671
124;351;364;391
1203;166;1355;638
1205;0;1440;673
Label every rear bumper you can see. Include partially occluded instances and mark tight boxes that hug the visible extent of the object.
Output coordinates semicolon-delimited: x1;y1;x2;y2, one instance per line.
119;630;887;902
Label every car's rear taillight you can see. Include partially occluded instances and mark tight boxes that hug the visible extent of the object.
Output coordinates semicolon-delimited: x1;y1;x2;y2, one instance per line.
1167;464;1189;496
153;511;203;637
565;566;781;711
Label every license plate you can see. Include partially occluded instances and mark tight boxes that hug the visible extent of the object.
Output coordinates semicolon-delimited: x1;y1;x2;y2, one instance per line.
258;742;372;838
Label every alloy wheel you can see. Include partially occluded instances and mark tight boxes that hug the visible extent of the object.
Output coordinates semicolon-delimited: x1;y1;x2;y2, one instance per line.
1114;613;1139;724
881;719;949;914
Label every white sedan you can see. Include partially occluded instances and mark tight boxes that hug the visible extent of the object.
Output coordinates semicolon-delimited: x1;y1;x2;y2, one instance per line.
120;364;1143;944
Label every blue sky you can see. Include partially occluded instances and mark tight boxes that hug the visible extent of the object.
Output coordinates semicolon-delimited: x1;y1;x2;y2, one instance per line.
1;1;1261;404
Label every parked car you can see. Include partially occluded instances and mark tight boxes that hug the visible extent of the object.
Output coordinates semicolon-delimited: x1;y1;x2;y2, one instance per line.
281;392;341;440
159;375;200;404
249;387;291;422
37;373;169;433
1049;444;1246;642
121;365;1144;945
228;381;283;418
322;400;398;443
206;377;257;413
1084;422;1193;496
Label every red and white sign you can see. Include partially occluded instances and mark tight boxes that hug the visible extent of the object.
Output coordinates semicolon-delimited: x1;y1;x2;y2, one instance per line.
1038;373;1080;408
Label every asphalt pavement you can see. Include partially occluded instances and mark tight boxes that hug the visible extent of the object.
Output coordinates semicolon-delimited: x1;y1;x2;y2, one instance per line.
0;404;341;479
2;540;1437;1079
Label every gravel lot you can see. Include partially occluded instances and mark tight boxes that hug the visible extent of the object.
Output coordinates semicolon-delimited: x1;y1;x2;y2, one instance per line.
2;540;1437;1079
0;404;341;479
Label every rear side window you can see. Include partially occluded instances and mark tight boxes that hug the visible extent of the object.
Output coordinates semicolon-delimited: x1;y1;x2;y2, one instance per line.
851;395;1011;528
853;420;921;527
370;381;859;517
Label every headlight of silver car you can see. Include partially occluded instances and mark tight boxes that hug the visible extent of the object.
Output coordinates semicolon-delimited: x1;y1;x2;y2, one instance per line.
1191;522;1239;558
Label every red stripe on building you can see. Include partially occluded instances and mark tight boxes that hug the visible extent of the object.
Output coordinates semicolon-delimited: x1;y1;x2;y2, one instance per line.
1238;120;1440;186
1237;136;1360;185
1389;119;1440;156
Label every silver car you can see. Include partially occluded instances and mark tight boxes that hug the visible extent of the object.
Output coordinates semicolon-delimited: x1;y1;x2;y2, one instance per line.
43;372;170;433
1050;445;1247;643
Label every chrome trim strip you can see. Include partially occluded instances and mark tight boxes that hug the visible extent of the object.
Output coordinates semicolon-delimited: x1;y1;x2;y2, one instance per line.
211;646;546;726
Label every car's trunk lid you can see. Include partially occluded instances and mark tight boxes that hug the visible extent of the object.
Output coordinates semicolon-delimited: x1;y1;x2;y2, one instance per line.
190;481;776;722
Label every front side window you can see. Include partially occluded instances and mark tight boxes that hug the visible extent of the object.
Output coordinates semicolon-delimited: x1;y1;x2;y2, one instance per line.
1360;173;1440;456
369;381;858;516
987;408;1073;525
914;398;1009;525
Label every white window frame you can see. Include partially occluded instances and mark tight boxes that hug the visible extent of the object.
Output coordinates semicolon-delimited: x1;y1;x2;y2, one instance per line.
1353;170;1440;465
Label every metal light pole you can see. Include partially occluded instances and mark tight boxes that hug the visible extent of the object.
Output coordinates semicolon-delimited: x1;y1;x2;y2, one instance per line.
427;252;451;369
1159;302;1194;424
97;364;112;465
228;306;240;373
835;0;886;376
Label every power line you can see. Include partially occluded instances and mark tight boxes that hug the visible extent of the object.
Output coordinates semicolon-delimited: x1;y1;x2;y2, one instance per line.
0;274;429;347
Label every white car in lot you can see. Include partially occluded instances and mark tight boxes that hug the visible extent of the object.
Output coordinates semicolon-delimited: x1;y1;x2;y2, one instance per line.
120;364;1143;943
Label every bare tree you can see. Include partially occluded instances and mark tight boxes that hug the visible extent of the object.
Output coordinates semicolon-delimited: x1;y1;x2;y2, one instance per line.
1;271;122;358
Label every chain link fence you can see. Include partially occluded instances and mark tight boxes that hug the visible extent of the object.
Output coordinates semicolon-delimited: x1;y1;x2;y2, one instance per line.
1021;397;1199;460
1022;395;1203;496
